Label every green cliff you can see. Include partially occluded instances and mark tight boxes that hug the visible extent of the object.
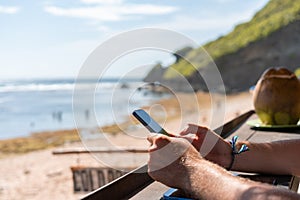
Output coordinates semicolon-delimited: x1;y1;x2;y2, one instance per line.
144;0;300;92
164;0;300;79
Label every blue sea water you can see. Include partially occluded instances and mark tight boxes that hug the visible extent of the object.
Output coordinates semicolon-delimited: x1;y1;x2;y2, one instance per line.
0;78;166;139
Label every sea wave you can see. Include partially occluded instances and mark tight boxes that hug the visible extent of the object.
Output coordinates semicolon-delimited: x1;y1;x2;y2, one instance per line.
0;83;75;92
0;81;141;93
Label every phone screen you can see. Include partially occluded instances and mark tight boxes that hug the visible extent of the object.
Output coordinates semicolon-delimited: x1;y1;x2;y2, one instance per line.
132;109;169;135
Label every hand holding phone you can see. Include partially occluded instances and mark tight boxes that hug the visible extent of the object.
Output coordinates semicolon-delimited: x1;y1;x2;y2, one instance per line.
133;109;191;200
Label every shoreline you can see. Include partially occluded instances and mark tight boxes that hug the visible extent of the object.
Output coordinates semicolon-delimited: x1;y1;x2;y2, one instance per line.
0;91;254;158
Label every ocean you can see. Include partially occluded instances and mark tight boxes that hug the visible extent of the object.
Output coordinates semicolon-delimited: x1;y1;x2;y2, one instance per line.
0;78;167;139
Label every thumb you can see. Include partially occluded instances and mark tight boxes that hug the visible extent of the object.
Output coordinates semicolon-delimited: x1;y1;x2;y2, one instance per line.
147;133;158;144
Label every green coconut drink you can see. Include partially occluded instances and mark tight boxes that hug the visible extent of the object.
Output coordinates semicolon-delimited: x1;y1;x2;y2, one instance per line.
253;68;300;125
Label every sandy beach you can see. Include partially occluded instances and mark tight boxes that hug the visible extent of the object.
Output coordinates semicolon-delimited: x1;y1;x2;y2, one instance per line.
0;91;254;200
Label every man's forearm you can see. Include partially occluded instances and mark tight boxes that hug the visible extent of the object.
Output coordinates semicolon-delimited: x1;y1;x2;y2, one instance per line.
185;159;300;200
232;139;300;175
185;160;247;199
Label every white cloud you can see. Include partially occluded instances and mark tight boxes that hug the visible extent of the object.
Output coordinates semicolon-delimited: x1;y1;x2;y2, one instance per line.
44;3;177;22
80;0;123;4
45;6;121;21
0;5;20;14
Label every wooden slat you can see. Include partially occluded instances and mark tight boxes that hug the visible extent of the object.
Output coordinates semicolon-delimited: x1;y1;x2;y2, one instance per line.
290;176;300;192
130;182;169;200
234;114;300;142
248;131;300;143
53;147;148;155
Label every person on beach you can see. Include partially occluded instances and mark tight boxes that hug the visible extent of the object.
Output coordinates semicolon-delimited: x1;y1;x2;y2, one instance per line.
147;124;300;200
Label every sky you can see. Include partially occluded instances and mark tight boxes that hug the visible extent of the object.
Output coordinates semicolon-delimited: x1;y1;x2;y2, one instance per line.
0;0;269;79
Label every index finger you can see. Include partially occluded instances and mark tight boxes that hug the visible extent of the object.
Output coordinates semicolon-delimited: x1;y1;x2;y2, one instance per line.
179;124;209;136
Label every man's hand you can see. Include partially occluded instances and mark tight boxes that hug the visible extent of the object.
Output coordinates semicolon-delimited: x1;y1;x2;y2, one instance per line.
179;124;232;168
147;133;202;190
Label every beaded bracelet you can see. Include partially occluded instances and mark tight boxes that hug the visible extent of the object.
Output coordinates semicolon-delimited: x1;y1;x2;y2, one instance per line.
227;136;249;171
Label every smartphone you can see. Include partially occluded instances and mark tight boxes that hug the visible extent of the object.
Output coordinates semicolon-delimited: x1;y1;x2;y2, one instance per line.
132;109;169;136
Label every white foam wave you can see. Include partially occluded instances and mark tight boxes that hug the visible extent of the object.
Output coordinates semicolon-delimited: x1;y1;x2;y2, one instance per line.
0;82;137;93
0;83;74;93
